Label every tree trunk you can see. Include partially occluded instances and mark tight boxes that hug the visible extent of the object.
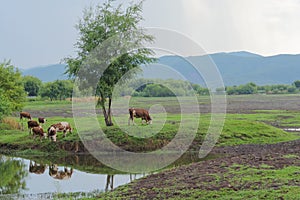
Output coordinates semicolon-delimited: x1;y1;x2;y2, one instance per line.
99;97;113;126
107;97;113;126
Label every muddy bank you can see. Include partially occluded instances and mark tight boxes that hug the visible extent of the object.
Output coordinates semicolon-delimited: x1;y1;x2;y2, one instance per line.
0;141;88;155
100;139;300;199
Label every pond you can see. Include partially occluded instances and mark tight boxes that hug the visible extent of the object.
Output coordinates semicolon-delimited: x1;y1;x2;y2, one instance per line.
0;152;203;198
0;154;145;198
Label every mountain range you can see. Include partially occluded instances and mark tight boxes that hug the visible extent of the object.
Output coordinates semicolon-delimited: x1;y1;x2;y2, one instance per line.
20;51;300;86
21;64;68;82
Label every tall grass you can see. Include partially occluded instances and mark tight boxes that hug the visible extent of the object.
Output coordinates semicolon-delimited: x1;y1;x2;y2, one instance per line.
1;117;21;130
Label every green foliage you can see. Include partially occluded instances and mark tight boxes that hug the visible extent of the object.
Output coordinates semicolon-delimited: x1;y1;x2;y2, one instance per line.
65;0;155;126
121;78;207;97
0;91;12;120
226;82;258;95
22;75;42;96
227;82;300;95
142;84;175;97
293;80;300;88
40;80;73;101
0;156;27;194
0;61;26;118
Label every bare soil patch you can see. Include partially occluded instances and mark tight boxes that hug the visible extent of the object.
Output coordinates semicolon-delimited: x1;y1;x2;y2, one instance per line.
108;140;300;199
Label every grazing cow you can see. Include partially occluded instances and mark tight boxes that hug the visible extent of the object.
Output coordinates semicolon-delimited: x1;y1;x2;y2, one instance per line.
27;120;40;134
47;126;57;142
29;161;46;175
38;117;47;124
47;122;72;141
49;164;73;180
128;108;152;125
20;112;32;120
32;126;47;141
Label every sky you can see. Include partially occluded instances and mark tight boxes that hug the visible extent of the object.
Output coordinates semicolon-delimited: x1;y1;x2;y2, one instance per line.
1;0;300;69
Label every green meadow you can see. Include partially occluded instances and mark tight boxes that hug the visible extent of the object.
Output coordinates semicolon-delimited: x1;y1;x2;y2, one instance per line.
2;95;300;199
1;95;300;154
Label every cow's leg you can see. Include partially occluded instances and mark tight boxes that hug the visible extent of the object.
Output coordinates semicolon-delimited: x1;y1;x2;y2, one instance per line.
128;116;131;125
53;135;57;142
128;116;135;125
63;130;66;137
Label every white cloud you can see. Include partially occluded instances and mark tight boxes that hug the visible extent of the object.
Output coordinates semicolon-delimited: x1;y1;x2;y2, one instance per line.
173;0;300;55
1;0;300;68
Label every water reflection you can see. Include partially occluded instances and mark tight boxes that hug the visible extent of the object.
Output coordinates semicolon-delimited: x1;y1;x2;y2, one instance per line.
29;161;46;175
0;154;145;195
0;156;28;195
105;175;114;192
0;151;207;196
49;164;73;180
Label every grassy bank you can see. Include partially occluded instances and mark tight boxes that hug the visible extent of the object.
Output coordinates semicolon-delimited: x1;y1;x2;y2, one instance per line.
1;97;300;155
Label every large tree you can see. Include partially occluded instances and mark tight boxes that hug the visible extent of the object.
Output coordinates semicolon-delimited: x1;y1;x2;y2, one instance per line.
22;75;42;96
40;80;73;101
0;61;26;119
65;0;155;126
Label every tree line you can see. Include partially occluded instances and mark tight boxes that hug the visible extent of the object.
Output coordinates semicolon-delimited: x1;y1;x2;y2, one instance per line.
225;81;300;95
22;76;73;101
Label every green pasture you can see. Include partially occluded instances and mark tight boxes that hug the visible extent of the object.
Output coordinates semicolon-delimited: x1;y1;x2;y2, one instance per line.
2;96;300;199
1;96;300;155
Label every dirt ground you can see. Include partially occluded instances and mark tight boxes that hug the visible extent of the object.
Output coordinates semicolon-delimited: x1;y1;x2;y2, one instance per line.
106;139;300;199
24;94;300;118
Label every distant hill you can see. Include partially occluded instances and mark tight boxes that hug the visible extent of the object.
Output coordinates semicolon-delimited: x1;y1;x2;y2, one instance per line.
21;64;68;82
144;51;300;86
21;52;300;85
208;52;300;85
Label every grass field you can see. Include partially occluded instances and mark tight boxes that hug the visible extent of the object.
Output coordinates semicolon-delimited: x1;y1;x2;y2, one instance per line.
2;95;300;199
1;96;300;154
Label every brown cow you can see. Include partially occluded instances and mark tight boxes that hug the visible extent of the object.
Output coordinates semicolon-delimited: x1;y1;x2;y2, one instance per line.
32;126;47;141
27;120;40;134
20;112;32;120
128;108;152;125
49;164;73;180
38;117;47;124
47;122;72;141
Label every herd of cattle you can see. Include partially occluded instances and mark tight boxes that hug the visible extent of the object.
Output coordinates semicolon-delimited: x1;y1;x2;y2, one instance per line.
20;111;72;142
20;108;152;142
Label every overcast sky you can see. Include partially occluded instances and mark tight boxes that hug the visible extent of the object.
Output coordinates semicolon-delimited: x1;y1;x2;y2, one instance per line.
1;0;300;69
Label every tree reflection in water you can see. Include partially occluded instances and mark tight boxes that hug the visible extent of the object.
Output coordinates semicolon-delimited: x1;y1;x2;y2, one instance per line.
105;175;114;192
0;156;27;194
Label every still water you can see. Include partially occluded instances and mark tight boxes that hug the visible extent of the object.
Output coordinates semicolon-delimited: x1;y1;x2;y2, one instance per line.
0;152;202;197
0;154;144;196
